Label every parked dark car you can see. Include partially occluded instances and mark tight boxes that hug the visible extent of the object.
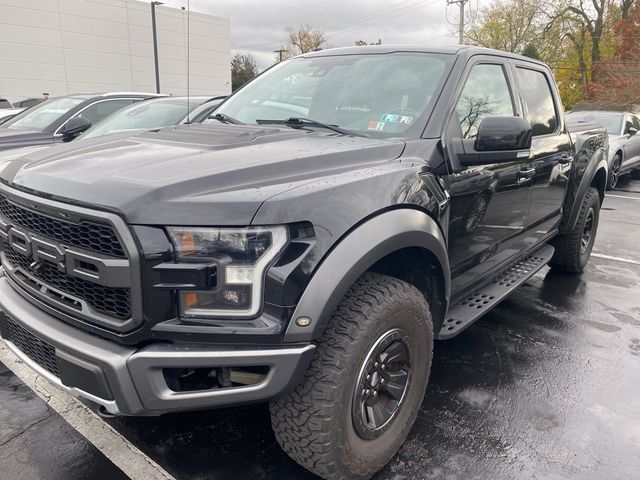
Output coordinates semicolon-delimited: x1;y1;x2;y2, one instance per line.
567;110;640;189
0;46;609;480
79;96;219;140
0;96;226;162
0;92;161;151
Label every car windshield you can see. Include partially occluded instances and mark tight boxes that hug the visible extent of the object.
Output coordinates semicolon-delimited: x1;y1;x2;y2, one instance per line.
81;98;207;140
1;97;85;131
567;112;622;135
214;52;452;137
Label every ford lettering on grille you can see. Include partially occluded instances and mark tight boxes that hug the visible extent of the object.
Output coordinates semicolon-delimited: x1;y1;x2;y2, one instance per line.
0;221;129;289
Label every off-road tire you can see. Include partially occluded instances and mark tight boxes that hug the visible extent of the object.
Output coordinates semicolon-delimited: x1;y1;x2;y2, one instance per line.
270;272;433;480
550;186;600;273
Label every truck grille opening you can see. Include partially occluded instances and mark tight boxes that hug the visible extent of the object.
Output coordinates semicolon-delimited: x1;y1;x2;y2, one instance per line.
2;241;131;321
0;313;59;377
0;193;126;258
163;366;269;392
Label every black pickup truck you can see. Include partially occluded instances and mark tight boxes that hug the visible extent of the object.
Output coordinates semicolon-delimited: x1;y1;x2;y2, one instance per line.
0;46;608;479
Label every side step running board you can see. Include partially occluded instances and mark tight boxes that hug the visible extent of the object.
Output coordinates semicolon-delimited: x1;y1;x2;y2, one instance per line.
438;244;555;340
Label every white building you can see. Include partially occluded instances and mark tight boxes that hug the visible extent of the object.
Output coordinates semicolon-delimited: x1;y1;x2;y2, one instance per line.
0;0;231;102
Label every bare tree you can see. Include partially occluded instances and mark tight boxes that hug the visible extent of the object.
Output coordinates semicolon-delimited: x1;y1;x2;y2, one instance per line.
279;25;327;60
567;0;608;83
457;96;494;138
354;39;382;46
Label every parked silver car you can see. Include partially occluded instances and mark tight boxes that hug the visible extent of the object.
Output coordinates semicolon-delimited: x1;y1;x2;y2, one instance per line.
566;110;640;189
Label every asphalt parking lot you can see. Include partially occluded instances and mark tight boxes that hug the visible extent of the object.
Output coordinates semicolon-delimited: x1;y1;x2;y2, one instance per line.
2;178;640;480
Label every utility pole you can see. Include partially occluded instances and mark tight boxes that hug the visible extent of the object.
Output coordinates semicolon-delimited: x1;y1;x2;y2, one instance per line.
447;0;469;45
151;1;164;93
273;49;286;62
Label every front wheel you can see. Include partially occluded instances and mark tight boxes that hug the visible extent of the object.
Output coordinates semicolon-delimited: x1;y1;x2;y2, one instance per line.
607;154;622;190
270;273;433;480
550;186;600;273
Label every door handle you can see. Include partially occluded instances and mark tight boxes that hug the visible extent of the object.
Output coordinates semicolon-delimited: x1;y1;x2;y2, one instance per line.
559;153;572;164
517;167;536;184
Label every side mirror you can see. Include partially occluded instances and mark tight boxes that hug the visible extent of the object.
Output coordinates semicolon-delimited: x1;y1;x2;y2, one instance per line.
61;116;92;141
628;127;638;136
459;116;532;166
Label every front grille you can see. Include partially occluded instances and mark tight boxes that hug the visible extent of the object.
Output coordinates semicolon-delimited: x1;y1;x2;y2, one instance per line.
1;313;59;377
3;241;131;320
0;193;125;258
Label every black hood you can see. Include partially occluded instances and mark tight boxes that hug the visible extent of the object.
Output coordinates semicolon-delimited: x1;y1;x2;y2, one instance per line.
0;128;54;151
0;124;405;225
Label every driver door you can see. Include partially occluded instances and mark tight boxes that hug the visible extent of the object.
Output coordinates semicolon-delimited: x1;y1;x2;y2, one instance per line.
444;60;532;296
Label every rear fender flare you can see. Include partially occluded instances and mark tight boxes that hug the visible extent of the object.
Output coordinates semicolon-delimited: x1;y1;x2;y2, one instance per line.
561;149;608;234
283;209;450;343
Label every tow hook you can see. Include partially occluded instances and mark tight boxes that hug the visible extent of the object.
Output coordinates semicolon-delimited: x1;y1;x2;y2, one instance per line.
96;405;120;419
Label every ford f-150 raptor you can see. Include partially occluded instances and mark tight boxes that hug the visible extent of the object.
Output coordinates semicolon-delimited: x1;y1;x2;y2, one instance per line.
0;46;608;479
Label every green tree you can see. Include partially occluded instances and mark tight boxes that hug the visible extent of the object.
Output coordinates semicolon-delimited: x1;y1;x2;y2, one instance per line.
231;53;258;92
521;43;541;59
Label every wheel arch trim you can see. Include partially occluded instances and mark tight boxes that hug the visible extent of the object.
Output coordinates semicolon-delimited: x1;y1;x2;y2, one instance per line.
283;208;450;342
561;150;608;234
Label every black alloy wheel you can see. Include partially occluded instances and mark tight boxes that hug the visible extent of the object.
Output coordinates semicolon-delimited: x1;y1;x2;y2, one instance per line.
352;328;412;440
581;207;595;255
607;155;622;190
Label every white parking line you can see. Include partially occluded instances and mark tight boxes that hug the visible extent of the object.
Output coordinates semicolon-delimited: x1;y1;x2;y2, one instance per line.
591;252;640;266
607;194;640;201
0;343;176;480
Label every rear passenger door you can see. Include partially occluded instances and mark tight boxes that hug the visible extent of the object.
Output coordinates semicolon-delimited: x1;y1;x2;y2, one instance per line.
511;62;572;242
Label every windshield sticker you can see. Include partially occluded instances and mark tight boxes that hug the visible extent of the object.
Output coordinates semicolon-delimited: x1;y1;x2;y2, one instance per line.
368;121;386;131
381;114;414;124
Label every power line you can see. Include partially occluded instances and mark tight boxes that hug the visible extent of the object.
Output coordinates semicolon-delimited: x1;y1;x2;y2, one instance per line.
325;0;442;41
323;0;423;32
236;0;443;50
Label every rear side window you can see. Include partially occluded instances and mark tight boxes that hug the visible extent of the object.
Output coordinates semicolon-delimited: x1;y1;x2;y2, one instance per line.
74;99;135;125
516;68;558;136
455;64;515;139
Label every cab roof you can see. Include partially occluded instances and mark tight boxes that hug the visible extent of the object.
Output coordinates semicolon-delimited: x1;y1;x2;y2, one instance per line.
301;44;547;67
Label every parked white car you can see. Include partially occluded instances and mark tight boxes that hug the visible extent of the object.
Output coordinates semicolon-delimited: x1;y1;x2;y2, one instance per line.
0;108;25;125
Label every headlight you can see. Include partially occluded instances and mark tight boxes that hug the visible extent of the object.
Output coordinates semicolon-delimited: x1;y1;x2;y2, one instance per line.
168;226;288;318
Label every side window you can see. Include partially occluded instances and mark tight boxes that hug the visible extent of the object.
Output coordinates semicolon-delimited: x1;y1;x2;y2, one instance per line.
74;99;135;125
456;64;514;139
624;115;635;134
516;68;558;136
632;115;640;131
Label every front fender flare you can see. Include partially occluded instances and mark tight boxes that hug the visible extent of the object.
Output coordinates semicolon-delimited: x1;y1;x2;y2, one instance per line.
283;209;450;343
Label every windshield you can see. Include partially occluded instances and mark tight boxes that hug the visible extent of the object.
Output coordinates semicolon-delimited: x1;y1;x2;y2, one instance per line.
215;52;451;137
567;112;622;135
2;97;85;131
81;98;206;140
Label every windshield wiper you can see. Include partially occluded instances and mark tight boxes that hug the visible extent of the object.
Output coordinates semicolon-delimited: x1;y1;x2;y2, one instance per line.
209;113;244;125
256;117;366;137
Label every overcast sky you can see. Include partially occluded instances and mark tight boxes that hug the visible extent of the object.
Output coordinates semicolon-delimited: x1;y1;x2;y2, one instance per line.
156;0;474;70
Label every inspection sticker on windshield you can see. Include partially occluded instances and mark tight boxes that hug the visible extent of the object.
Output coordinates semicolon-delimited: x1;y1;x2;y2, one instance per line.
381;114;414;124
368;121;386;131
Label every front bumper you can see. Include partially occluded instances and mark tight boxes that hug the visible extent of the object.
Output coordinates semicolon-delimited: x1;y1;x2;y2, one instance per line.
0;277;314;416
